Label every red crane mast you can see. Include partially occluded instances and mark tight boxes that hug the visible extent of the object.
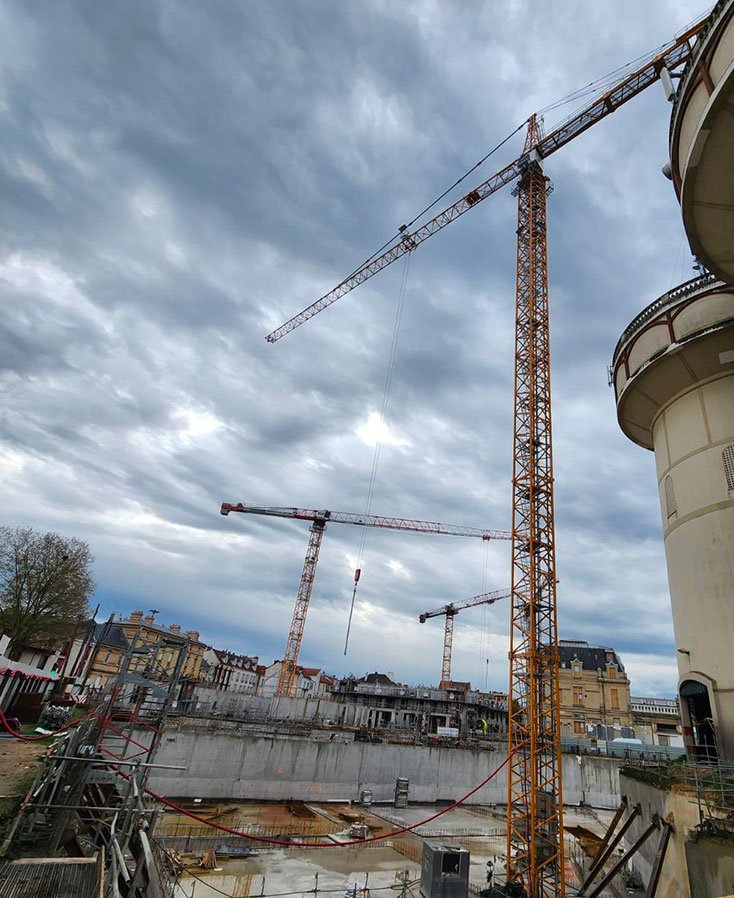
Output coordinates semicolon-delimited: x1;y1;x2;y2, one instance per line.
221;502;510;696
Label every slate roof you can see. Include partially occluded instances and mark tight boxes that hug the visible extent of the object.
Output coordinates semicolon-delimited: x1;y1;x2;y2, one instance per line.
357;672;397;686
558;639;625;672
91;621;129;651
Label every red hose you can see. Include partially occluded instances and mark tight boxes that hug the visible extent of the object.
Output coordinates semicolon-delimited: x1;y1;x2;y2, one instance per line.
3;693;514;851
0;705;96;742
140;749;514;848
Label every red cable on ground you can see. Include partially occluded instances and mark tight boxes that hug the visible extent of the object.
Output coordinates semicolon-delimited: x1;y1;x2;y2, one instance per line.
3;697;515;851
0;705;96;742
141;749;516;849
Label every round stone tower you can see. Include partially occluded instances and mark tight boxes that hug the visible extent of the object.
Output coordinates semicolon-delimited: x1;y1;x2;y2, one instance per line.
612;275;734;760
670;0;734;282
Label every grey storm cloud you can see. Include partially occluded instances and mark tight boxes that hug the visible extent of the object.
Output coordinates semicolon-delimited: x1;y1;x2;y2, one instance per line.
0;0;704;695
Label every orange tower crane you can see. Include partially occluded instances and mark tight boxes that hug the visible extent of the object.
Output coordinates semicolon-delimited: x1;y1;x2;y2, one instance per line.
419;587;510;687
221;502;510;697
262;17;706;896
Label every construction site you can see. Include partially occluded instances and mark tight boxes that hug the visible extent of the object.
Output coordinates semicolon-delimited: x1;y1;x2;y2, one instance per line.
0;2;733;898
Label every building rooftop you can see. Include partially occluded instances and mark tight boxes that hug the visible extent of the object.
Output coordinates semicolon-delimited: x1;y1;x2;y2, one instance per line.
357;672;398;686
91;620;129;651
558;639;625;673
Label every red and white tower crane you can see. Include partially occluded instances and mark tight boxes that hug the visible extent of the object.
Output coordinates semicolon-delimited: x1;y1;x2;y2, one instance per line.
261;17;707;895
419;587;510;687
221;502;510;697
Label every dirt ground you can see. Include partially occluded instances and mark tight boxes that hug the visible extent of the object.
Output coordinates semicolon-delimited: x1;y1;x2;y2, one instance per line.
0;738;44;799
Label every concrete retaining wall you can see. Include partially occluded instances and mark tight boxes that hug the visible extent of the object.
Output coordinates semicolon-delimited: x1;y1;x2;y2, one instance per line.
146;729;621;808
620;772;734;898
180;691;373;726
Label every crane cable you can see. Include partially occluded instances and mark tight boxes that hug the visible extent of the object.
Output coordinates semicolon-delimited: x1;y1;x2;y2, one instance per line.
536;5;713;123
478;540;490;687
343;252;411;655
345;121;528;280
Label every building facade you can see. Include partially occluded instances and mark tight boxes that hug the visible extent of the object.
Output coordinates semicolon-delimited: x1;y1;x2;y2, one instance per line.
258;661;325;697
203;648;259;694
558;640;633;739
612;273;734;760
630;696;684;747
332;672;507;736
120;611;206;682
0;633;61;720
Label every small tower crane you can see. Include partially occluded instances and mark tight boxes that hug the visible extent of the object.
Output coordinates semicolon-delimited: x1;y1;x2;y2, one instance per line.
221;502;510;696
419;587;510;687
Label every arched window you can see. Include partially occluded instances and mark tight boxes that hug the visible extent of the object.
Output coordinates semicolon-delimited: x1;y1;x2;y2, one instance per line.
664;475;677;517
723;445;734;491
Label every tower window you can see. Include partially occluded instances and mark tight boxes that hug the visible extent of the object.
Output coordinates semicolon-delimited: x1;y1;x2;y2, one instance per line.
723;445;734;491
664;475;677;517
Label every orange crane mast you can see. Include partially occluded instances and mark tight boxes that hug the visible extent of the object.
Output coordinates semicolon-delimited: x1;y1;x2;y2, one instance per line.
262;17;707;897
221;502;510;697
419;587;510;687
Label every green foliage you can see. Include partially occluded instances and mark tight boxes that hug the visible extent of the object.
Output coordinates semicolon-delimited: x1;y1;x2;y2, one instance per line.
0;526;95;655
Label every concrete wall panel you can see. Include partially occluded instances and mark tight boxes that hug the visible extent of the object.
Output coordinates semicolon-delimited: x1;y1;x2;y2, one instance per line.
145;729;622;809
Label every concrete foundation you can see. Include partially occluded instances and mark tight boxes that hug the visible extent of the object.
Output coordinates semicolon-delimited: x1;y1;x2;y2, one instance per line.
145;728;621;808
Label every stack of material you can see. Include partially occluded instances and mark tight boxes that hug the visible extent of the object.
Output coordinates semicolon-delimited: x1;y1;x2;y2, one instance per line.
0;856;103;898
199;849;218;869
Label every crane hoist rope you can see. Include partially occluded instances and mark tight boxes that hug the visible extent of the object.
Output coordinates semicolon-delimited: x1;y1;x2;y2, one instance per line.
344;253;412;656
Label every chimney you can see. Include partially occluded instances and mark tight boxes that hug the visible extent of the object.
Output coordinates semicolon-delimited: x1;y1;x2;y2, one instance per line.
169;624;181;634
185;630;199;641
144;613;155;624
129;611;144;623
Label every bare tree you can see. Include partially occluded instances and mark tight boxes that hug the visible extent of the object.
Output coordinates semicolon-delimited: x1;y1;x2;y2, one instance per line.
0;526;94;656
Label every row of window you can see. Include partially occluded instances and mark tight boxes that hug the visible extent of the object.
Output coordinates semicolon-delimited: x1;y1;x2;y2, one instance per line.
664;444;734;517
567;687;620;709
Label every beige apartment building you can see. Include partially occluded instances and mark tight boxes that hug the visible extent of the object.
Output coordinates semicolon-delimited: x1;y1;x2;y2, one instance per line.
558;639;633;739
121;611;206;682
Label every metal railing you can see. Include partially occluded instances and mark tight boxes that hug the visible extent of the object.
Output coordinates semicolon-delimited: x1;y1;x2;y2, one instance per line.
561;736;686;761
621;758;734;834
612;272;720;363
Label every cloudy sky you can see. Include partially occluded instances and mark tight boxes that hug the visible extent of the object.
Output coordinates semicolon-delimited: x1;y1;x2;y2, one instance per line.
0;1;709;696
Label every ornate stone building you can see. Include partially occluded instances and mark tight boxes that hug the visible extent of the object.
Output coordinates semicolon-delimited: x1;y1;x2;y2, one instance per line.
558;639;633;739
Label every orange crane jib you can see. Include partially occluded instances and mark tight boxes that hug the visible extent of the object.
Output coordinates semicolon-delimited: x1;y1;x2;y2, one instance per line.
265;18;706;346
